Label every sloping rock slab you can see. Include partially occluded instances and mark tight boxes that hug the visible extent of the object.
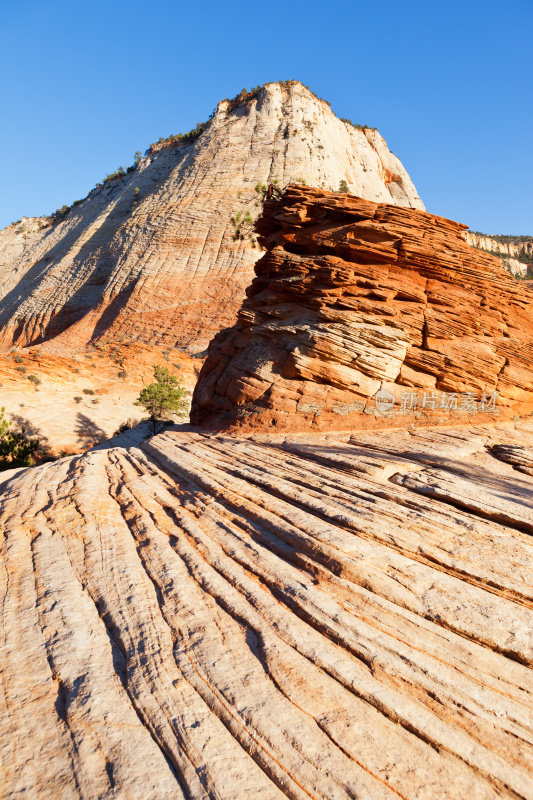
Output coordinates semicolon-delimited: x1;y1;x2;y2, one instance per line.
1;421;532;798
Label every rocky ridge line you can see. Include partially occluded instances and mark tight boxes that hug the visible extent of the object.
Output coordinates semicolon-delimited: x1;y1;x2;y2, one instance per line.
464;231;533;277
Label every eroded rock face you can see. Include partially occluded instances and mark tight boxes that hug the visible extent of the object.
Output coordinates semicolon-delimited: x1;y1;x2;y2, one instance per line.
0;82;423;353
191;186;533;432
1;421;533;798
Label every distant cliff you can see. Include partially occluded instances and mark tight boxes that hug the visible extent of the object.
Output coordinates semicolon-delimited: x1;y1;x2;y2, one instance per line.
464;231;533;277
0;81;424;354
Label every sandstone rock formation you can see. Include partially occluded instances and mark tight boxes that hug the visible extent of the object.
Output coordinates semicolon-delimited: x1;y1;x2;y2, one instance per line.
465;231;533;277
1;419;533;798
0;82;423;354
192;186;533;432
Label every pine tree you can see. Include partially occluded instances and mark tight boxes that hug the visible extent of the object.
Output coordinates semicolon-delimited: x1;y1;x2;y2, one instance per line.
135;365;189;434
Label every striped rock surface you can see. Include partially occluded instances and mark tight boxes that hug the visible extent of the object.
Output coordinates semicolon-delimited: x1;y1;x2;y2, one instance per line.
1;420;532;799
191;186;533;432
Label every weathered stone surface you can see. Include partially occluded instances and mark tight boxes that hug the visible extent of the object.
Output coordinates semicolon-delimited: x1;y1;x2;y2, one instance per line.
0;82;423;354
1;420;532;798
489;443;533;475
192;186;533;432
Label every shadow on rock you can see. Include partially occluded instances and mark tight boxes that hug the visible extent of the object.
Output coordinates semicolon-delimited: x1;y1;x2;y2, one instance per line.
75;413;107;448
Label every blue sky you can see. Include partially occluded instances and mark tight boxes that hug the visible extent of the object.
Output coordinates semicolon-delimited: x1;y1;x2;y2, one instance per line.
0;0;531;233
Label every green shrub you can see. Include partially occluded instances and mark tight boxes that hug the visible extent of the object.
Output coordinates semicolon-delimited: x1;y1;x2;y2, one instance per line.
469;231;533;245
0;408;41;471
339;180;349;193
135;365;189;434
230;208;256;242
150;121;208;152
118;370;127;379
13;355;23;364
27;374;41;385
227;81;332;110
15;366;27;374
51;204;70;221
82;388;95;395
103;166;126;184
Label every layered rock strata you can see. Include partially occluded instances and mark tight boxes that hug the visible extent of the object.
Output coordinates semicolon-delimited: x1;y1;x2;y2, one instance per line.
192;186;533;432
0;82;423;353
1;421;533;798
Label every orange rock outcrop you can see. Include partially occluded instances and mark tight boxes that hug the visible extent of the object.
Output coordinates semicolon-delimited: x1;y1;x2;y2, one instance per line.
191;186;533;431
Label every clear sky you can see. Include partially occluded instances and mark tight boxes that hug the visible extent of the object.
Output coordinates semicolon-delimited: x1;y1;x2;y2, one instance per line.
1;0;531;233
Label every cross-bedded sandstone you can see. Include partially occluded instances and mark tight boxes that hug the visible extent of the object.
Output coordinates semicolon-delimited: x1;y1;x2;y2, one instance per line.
191;186;533;432
1;420;532;798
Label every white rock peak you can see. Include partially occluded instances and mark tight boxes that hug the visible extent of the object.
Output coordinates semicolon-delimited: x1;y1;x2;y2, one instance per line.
0;81;424;352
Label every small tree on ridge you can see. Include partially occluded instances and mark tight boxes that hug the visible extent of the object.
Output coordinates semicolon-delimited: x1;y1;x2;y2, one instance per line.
135;365;189;434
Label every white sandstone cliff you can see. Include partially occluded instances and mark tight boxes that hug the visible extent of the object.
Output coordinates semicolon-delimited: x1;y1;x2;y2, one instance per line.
464;231;532;277
0;81;424;353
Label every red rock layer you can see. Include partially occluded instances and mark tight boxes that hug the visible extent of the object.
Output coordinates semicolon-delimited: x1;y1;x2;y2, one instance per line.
191;186;533;432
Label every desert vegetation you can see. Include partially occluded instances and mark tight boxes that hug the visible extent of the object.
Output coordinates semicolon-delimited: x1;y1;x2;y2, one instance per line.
45;149;142;225
0;408;41;471
470;231;533;244
340;118;377;131
230;209;255;241
135;365;190;434
149;121;209;152
221;81;337;114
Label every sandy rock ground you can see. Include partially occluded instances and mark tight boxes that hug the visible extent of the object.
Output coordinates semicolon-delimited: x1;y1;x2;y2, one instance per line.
1;420;532;799
0;342;200;454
